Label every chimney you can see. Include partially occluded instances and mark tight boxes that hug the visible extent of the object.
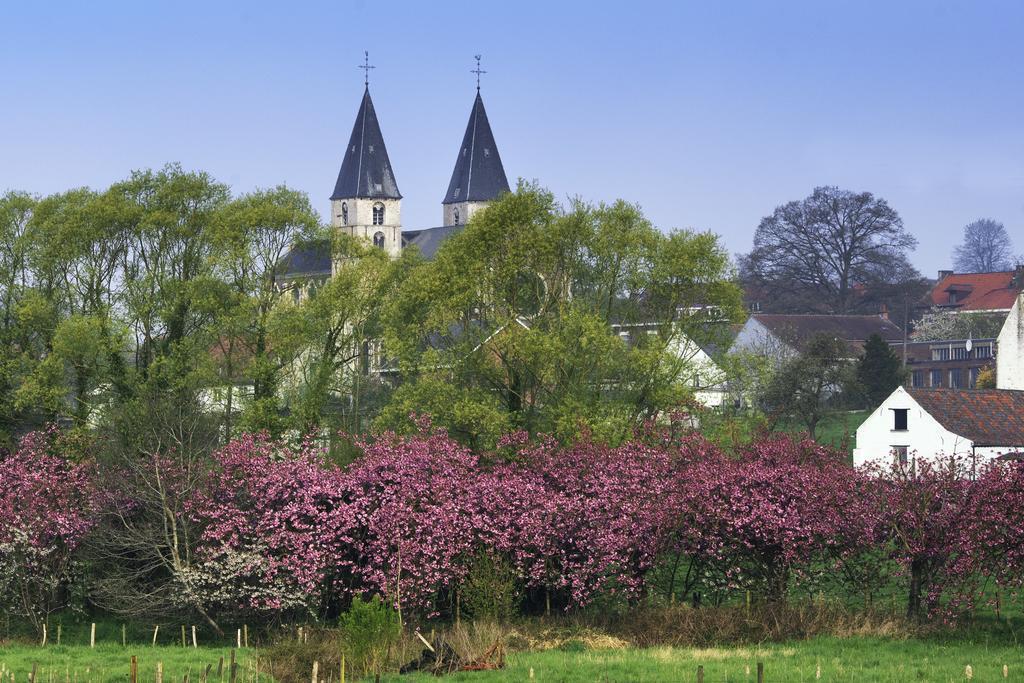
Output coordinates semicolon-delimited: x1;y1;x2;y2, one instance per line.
879;303;889;320
1013;264;1024;289
938;269;953;281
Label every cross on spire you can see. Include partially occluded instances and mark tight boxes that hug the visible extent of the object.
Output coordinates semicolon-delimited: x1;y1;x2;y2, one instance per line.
471;54;486;91
359;51;375;87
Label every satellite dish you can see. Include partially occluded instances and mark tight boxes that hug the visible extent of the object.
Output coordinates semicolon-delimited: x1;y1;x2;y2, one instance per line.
966;338;973;353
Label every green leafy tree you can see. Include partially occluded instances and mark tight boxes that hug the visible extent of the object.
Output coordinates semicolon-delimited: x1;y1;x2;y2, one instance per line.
759;334;855;438
381;183;743;444
856;333;905;408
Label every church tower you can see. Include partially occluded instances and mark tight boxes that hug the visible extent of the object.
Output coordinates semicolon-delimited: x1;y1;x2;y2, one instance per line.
442;65;510;227
331;65;402;262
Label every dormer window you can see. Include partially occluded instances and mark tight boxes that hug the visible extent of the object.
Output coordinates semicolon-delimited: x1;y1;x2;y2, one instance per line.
372;203;385;225
454;187;461;199
373;231;385;249
453;208;460;225
341;202;348;225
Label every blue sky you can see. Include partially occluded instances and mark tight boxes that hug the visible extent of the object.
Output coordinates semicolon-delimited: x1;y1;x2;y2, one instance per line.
2;0;1022;274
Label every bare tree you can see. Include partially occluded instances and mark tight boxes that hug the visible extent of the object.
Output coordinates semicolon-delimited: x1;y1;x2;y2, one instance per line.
952;219;1016;272
740;186;919;314
85;393;225;635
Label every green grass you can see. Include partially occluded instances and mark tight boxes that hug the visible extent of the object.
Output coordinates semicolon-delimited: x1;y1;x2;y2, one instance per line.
385;636;1024;682
0;644;262;682
777;410;869;455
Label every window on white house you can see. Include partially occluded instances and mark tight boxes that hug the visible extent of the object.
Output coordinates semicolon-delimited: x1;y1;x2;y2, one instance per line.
373;203;385;225
892;446;909;466
341;202;348;225
373;231;385;249
892;408;908;431
453;208;460;225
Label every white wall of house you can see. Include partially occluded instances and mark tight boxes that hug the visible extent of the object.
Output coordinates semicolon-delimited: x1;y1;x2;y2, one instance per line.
853;387;971;467
669;335;728;407
853;386;1018;466
997;293;1024;390
730;317;797;363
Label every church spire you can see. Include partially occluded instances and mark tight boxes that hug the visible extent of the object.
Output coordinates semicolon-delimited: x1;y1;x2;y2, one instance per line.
331;75;401;201
442;88;509;206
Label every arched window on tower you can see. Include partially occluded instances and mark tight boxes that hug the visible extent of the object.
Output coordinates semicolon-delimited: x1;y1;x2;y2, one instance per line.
341;202;348;225
372;202;385;225
453;208;460;225
373;231;385;249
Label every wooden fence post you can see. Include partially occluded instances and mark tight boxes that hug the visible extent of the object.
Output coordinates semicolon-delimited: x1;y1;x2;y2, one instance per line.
192;625;197;648
243;624;248;649
311;661;319;683
229;650;237;683
181;625;186;648
41;623;47;646
340;655;345;683
129;656;138;683
697;665;704;683
237;628;242;649
152;625;159;646
122;624;127;647
90;623;96;649
757;661;764;683
156;662;163;683
56;623;61;646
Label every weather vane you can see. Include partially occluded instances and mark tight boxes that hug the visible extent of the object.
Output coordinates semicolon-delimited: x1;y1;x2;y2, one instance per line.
359;51;375;87
471;54;486;91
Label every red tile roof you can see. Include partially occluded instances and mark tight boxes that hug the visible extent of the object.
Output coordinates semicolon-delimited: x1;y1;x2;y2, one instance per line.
907;388;1024;447
927;270;1023;311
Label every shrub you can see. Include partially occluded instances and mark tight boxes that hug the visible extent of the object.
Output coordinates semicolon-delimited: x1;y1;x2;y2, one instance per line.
461;552;521;621
339;595;402;678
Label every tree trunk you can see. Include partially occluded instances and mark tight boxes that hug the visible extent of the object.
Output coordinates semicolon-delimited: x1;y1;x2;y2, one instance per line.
907;558;924;620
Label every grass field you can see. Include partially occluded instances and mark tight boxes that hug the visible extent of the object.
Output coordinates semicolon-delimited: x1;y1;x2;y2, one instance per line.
0;644;262;683
386;636;1024;682
777;410;869;455
4;633;1024;681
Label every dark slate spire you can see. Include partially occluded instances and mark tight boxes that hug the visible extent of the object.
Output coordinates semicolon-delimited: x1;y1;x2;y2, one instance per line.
331;87;401;200
443;92;510;204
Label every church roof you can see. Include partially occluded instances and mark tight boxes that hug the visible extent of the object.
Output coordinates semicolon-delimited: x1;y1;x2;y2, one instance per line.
402;225;464;260
443;92;510;205
279;240;333;279
331;87;401;201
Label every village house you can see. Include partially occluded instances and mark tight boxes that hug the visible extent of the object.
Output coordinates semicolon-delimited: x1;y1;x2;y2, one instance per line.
997;292;1024;391
731;313;904;361
899;338;996;390
925;267;1024;313
852;386;1024;467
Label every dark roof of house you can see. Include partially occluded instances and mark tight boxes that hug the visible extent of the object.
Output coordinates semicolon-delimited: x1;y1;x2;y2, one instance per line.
927;269;1023;311
443;92;510;205
752;314;904;352
908;387;1024;447
331;87;401;201
402;225;464;260
279;240;332;279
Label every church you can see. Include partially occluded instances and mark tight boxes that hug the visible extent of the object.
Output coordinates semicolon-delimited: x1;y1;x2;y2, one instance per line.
282;62;511;283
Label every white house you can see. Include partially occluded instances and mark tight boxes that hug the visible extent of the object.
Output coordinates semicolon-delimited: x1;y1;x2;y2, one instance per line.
997;292;1024;390
731;313;904;362
853;386;1024;467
